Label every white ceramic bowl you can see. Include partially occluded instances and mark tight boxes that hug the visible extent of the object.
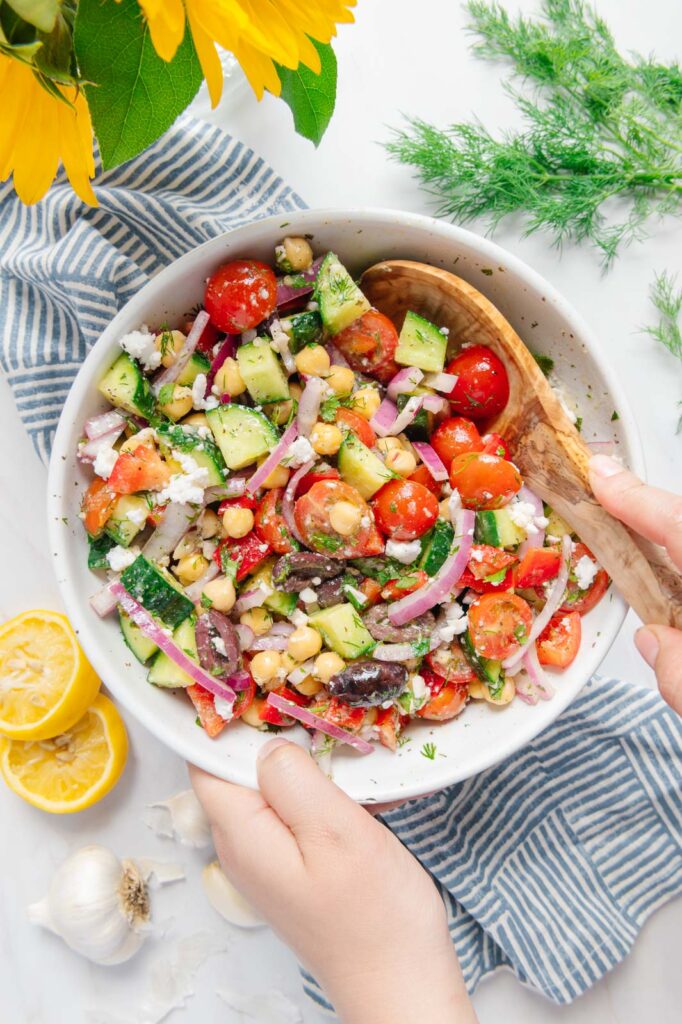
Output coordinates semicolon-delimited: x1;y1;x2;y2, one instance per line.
47;208;642;803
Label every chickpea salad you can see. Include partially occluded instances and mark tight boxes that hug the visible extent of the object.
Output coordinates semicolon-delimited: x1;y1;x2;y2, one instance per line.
81;237;610;760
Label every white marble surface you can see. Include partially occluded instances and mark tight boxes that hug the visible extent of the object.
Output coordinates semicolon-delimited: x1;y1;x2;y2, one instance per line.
1;0;681;1021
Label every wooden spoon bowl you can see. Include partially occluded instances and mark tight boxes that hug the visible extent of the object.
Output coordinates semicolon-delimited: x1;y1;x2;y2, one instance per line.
361;259;682;629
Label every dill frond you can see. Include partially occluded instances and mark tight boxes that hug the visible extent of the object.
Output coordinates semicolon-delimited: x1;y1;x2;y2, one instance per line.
643;271;682;359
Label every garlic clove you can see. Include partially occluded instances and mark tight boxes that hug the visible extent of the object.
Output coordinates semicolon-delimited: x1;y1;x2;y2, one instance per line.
202;860;265;929
136;859;186;888
217;988;303;1023
143;789;211;848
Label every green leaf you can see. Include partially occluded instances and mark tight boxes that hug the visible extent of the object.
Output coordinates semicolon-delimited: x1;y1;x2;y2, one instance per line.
74;0;202;170
6;0;58;34
275;40;337;146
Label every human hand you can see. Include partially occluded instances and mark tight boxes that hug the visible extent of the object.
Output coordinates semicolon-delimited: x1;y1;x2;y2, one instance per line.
190;740;477;1024
589;454;682;714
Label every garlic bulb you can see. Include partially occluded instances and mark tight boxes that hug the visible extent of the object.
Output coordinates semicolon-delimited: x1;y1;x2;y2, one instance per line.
202;860;265;929
28;845;151;965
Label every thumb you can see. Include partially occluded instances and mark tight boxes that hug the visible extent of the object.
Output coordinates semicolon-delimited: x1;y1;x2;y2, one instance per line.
636;625;682;716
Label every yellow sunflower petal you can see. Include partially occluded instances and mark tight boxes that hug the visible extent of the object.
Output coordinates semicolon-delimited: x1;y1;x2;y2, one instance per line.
233;39;282;99
186;7;224;107
138;0;186;63
11;78;61;205
59;90;98;206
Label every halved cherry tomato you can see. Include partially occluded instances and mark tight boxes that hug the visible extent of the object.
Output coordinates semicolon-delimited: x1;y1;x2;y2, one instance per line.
254;488;296;555
183;317;220;355
407;463;443;497
449;452;522;510
516;548;562;589
561;542;610;614
358;577;383;606
214;532;272;581
482;432;511;459
467;592;533;660
218;494;258;516
108;445;172;494
426;644;477;685
537;611;581;668
376;705;402;752
187;684;227;738
372;479;439;541
467;545;517;580
417;680;469;721
430;417;483;468
259;685;310;726
311;697;366;733
335;406;377;448
295;467;340;497
332;309;400;384
204;259;277;333
419;665;447;697
295;480;383;558
233;675;256;719
445;344;510;420
459;567;516;593
82;478;118;537
382;569;429;601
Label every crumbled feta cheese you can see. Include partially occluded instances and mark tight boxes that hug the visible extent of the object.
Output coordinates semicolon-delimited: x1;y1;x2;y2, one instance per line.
252;336;268;348
106;545;138;572
359;514;371;530
191;374;219;411
437;603;468;642
508;500;549;536
385;539;422;564
462;592;477;605
211;636;227;656
202;540;217;560
411;674;429;702
213;696;234;721
119;326;161;371
306;300;319;312
196;426;212;440
283;436;315;468
299;587;318;604
439;326;450;336
470;548;484;562
546;534;561;544
574;554;598;590
157;453;210;505
126;507;147;526
343;584;367;606
311;577;322;586
289;609;309;627
242;328;257;344
93;444;119;479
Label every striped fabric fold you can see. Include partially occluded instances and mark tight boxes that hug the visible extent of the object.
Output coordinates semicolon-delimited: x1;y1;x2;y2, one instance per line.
302;676;682;1012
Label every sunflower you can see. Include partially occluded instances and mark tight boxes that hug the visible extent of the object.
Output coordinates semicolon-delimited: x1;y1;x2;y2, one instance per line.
134;0;356;106
0;55;96;206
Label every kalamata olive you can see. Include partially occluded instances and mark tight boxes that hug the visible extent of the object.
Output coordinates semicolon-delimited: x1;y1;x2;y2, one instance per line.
362;604;436;644
328;659;408;707
272;551;342;592
315;577;345;608
195;611;240;677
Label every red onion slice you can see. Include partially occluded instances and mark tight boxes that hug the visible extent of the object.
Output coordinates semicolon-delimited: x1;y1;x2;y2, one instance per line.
297;376;327;436
269;319;296;374
246;421;299;493
324;343;349;368
282;458;315;546
236;624;255;650
503;534;572;671
387;367;423;401
204;478;247;502
143;502;197;561
84;410;126;440
370;395;424;438
516;485;546;559
275;257;323;307
266;694;374;755
424;372;458;392
154;311;210;389
422;394;449;414
412;442;448;482
516;643;555;704
90;578;120;617
205;334;238;396
78;426;125;463
248;634;290;651
234;584;271;615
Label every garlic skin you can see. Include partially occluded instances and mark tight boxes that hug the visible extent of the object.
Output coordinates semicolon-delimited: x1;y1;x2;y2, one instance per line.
28;845;150;965
144;789;211;848
202;861;265;929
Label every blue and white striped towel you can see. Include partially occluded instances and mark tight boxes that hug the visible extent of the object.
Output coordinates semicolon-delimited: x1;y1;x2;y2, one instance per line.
1;115;681;1012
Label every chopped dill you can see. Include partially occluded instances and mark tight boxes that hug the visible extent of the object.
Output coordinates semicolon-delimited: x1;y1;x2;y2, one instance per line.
420;742;438;760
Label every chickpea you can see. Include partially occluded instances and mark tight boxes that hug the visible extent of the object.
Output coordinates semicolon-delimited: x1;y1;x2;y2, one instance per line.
292;674;324;697
287;626;323;662
264;399;294;426
276;236;314;273
155;329;186;368
313;651;346;683
120;427;156;454
260;461;290;489
182;412;210;430
222;506;254;539
329;500;362;537
173;532;199;560
201;575;236;613
214;357;246;397
200;509;221;539
325;365;355;396
385;448;417;477
376;436;403;456
295;344;330;377
469;680;488;700
158;384;193;422
240;697;266;729
250;650;284;687
352;387;381;420
239;607;272;636
439;498;452;519
488;678;516;705
310;422;344;456
288;381;303;402
175;552;209;584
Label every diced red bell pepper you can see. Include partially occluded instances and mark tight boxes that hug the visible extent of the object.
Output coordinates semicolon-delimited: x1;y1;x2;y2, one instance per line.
358;577;383;607
217;494;258;516
187;684;228;738
259;685;310;726
214;532;272;582
459;566;516;593
376;705;402;752
108;444;172;494
82;478;118;536
295;468;340;497
516;548;562;589
312;697;366;733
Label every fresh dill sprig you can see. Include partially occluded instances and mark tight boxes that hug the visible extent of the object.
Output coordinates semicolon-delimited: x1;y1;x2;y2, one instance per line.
386;0;682;266
420;742;437;760
642;271;682;429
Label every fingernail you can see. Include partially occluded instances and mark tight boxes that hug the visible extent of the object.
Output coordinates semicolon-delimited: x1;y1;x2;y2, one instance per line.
257;737;289;764
635;627;659;668
589;454;623;479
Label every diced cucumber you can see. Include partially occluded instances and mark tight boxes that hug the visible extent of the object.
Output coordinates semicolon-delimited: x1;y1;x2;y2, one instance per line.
545;507;573;539
337;432;395;499
248;558;298;617
176;351;211;387
419;519;455;576
396;391;434;442
314;252;371;335
206;405;280;471
395;311;447;373
281;310;323;353
119;609;158;664
236;343;290;404
309;603;375;660
88;533;116;569
156;422;226;486
105;494;150;547
120;555;194;629
147;618;197;688
461;630;504;695
474;509;526;549
98;353;156;419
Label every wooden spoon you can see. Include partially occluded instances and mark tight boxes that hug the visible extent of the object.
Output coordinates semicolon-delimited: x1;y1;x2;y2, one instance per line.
360;259;682;629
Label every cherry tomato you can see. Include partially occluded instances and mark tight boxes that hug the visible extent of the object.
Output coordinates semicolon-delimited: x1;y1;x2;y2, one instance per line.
183;317;220;355
232;676;256;719
467;545;517;581
482;432;511;459
335;406;377;448
310;697;366;733
417;680;469;721
295;468;340;497
218;494;258;516
381;569;429;601
376;705;402;752
561;542;610;615
459;567;516;593
358;577;383;606
259;685;310;727
431;417;483;468
407;463;443;498
254;488;296;555
467;592;533;660
446;344;510;420
214;532;272;581
515;548;562;589
108;444;172;494
186;684;228;738
204;259;277;333
537;611;581;668
332;309;400;384
449;451;522;510
82;478;118;537
426;644;477;685
295;480;383;558
372;479;439;541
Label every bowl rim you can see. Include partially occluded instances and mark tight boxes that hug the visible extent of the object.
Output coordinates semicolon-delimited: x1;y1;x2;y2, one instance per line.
47;206;644;800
